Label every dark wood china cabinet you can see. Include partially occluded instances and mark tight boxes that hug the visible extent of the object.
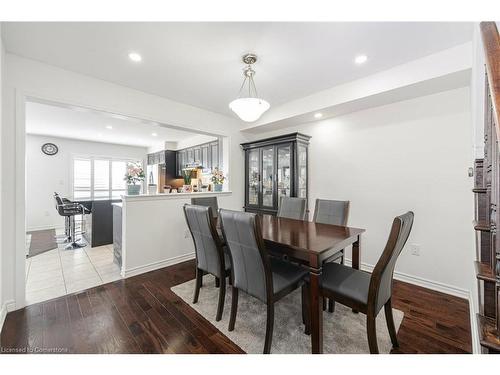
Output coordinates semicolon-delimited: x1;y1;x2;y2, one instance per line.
241;132;310;216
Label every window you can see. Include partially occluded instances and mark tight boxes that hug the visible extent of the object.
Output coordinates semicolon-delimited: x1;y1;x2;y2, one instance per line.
73;157;142;200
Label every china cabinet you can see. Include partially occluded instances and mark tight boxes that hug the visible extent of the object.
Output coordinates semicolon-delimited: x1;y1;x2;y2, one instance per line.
241;132;310;215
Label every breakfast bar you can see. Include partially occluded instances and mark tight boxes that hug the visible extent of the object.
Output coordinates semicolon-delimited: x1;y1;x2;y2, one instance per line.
114;191;233;278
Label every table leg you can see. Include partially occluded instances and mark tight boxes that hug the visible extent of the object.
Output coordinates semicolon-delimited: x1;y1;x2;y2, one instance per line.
352;235;361;270
352;235;361;313
309;265;323;354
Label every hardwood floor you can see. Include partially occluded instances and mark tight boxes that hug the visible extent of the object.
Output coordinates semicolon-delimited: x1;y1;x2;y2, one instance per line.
0;260;471;354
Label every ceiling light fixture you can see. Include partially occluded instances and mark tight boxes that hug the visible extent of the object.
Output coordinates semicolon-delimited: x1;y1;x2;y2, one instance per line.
105;125;113;130
354;54;368;65
314;113;323;119
128;52;142;62
151;132;158;137
229;53;270;122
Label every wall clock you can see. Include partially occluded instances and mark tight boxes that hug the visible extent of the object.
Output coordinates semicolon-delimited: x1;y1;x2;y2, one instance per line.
41;143;59;156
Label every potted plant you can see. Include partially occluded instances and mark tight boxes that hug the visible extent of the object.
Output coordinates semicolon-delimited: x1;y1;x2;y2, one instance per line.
181;168;194;192
211;167;225;192
124;162;145;195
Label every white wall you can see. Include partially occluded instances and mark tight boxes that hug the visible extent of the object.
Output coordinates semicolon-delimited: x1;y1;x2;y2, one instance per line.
2;53;246;309
26;134;147;231
176;134;218;150
249;87;475;295
0;24;6;329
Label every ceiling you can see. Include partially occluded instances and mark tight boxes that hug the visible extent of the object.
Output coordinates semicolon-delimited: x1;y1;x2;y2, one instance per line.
4;22;473;117
26;100;206;148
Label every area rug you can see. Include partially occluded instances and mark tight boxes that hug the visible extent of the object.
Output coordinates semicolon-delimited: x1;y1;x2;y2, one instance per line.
26;229;58;258
171;275;404;354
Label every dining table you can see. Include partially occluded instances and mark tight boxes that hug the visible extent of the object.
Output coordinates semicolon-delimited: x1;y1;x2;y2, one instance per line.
258;214;366;354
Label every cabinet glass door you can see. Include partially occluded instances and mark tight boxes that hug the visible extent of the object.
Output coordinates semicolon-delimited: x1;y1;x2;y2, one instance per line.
277;143;292;202
297;144;307;199
261;146;274;208
247;149;260;206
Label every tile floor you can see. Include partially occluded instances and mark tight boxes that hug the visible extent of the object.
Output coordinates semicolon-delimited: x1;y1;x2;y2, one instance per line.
25;230;122;306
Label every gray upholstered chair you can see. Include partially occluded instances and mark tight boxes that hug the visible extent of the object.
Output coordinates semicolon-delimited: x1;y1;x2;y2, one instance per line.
313;199;350;313
277;196;307;221
303;211;414;354
219;209;309;354
191;196;219;218
183;204;231;321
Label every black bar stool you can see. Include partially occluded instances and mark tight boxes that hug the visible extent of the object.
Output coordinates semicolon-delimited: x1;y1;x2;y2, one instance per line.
53;193;88;250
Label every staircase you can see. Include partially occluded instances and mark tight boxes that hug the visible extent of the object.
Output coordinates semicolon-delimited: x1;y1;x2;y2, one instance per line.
473;21;500;353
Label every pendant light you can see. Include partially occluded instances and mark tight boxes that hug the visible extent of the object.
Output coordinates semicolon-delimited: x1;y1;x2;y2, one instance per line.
229;53;270;122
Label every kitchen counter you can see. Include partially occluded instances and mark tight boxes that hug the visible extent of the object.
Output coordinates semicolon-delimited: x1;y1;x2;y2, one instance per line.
116;191;236;278
121;191;232;202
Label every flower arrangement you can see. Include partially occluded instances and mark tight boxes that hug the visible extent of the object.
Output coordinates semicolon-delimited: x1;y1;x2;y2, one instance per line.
211;168;225;185
181;168;193;185
124;162;145;185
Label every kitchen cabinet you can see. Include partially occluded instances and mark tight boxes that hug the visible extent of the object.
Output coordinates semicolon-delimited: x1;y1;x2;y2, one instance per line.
241;132;310;216
176;139;222;176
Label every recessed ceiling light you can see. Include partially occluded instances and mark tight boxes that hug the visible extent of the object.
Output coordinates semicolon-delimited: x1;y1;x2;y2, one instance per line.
314;113;323;119
151;132;158;137
105;125;113;130
128;52;142;62
354;55;368;65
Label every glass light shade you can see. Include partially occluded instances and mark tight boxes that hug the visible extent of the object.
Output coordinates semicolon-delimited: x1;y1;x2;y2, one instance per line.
229;97;270;122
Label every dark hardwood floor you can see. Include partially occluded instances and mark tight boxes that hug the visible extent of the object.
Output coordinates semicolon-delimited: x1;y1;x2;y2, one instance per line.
0;260;471;354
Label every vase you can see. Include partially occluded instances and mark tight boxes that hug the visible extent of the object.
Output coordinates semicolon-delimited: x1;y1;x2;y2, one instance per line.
127;184;141;195
213;184;223;192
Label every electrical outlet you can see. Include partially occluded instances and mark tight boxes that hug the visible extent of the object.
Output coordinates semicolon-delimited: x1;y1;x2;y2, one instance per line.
184;229;190;239
410;243;421;256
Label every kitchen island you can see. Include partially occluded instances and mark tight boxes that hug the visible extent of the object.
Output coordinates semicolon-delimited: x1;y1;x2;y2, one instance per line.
114;191;234;278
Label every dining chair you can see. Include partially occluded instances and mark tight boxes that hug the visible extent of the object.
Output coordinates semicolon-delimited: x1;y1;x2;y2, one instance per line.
303;211;414;354
219;209;309;354
313;199;350;313
277;196;307;221
191;196;219;218
183;204;231;321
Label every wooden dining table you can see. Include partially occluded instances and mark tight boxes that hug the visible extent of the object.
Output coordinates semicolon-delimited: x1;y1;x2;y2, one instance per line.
258;214;366;354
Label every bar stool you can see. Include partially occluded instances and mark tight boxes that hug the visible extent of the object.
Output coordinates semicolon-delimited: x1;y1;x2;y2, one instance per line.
54;194;88;250
53;193;71;243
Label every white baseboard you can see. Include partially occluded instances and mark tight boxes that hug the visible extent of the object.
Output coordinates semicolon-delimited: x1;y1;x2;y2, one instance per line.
123;252;195;278
26;224;63;232
468;290;481;354
344;259;469;299
0;300;16;334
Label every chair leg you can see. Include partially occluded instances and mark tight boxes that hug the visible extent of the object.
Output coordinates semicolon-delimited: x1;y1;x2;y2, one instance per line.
215;275;226;321
302;284;311;335
328;298;335;313
384;299;399;348
366;313;379;354
193;268;202;304
228;286;239;331
263;303;275;354
322;297;327;311
340;250;345;265
215;277;220;288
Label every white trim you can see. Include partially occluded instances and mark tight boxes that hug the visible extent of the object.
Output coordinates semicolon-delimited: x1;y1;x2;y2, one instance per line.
469;290;481;354
15;90;27;310
0;300;16;334
344;259;469;299
123;252;195;278
122;191;232;202
26;224;64;232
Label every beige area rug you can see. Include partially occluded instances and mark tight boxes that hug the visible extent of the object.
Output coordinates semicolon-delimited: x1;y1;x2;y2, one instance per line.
171;275;404;354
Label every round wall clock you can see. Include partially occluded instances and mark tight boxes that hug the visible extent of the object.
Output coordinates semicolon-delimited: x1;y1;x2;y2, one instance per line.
41;143;59;156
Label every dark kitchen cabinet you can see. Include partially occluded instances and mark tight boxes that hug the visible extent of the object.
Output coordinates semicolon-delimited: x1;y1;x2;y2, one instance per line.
176;139;222;176
241;132;310;216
